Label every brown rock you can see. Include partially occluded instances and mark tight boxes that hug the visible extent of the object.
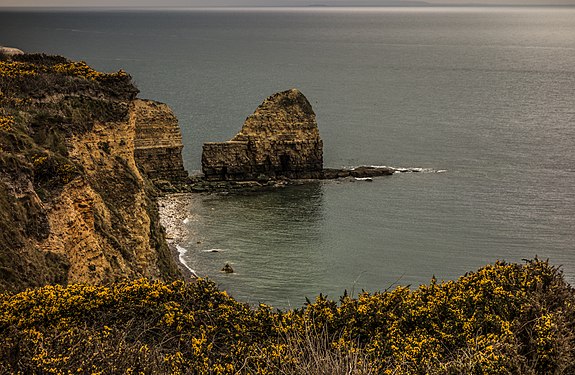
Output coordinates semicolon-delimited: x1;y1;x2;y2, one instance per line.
202;89;323;181
133;99;188;184
222;263;234;273
350;166;395;178
322;169;352;179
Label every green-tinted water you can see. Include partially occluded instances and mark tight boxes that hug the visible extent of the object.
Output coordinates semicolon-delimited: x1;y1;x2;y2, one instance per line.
3;7;574;307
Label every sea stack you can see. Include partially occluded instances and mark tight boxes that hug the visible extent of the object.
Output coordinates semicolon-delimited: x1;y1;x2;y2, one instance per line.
202;89;323;181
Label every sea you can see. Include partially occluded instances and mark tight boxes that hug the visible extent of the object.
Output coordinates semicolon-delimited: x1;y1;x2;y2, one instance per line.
2;6;574;308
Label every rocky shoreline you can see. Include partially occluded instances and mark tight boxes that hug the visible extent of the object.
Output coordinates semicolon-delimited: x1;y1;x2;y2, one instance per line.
157;193;198;279
154;165;439;194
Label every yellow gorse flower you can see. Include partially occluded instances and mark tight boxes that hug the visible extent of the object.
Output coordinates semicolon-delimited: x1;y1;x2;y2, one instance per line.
0;259;572;374
0;115;14;131
0;60;127;81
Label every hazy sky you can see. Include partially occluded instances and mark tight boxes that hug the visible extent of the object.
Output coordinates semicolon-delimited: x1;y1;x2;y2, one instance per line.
1;0;575;6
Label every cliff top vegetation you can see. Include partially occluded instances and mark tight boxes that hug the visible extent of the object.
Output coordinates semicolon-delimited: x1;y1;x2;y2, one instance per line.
1;259;574;374
0;53;138;101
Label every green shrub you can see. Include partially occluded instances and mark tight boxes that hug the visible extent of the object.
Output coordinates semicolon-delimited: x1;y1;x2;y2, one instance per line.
32;153;79;190
0;259;573;374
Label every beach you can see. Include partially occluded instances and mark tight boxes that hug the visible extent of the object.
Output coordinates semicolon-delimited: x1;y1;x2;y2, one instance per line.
158;193;198;279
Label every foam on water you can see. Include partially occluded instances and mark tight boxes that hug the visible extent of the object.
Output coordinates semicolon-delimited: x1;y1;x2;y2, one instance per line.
367;165;443;173
175;245;198;277
201;248;227;253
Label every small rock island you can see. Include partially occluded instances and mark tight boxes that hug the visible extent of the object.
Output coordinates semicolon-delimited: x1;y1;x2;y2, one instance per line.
199;88;395;190
202;89;324;181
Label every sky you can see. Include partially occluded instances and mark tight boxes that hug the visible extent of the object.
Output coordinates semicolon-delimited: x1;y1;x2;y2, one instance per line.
1;0;574;7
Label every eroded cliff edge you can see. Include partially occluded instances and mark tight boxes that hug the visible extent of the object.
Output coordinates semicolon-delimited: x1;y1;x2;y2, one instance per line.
134;98;189;191
0;53;182;292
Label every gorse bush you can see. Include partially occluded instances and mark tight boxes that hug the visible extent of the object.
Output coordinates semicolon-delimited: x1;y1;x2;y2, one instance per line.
1;259;573;374
0;115;14;132
0;53;137;203
0;53;138;101
0;54;128;84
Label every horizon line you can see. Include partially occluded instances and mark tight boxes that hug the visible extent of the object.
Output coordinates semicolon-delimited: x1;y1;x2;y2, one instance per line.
1;3;574;9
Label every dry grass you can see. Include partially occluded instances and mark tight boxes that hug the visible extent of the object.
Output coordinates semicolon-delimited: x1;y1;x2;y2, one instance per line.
259;323;375;375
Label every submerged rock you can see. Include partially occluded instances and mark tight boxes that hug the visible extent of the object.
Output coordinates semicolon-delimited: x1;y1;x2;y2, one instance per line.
322;166;395;179
350;166;395;178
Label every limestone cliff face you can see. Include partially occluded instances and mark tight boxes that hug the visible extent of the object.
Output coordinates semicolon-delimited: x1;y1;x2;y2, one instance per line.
0;54;181;292
202;89;323;181
55;103;177;284
133;99;188;184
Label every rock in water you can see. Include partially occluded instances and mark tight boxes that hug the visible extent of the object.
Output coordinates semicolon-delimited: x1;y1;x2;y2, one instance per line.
222;263;234;273
202;89;323;181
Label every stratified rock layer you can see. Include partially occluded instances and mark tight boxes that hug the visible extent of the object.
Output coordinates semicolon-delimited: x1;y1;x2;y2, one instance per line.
0;54;181;292
134;99;188;183
202;89;323;181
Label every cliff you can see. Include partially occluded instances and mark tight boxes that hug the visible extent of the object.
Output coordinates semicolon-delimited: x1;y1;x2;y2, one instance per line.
133;98;188;188
0;53;181;292
202;89;323;181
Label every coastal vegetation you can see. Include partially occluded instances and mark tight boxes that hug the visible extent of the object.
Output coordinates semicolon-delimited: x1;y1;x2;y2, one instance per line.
0;53;180;292
0;53;138;196
0;53;136;101
1;259;573;374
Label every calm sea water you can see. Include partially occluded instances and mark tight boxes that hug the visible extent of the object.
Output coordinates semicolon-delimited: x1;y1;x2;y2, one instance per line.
2;7;574;308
